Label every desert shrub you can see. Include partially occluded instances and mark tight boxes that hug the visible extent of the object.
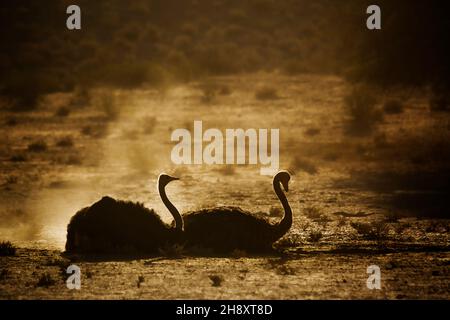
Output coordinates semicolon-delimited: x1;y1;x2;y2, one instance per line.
266;258;296;275
337;217;347;227
27;140;48;152
3;74;42;112
373;133;388;148
0;269;10;280
383;99;404;114
99;92;120;121
231;249;247;258
384;212;401;223
304;128;321;137
209;275;224;287
275;234;301;248
81;125;107;138
142;116;158;135
99;62;161;88
255;87;279;100
45;258;69;267
69;88;91;108
303;207;325;220
307;230;323;243
344;86;383;136
158;243;185;258
5;118;18;126
55;106;70;117
218;85;232;95
10;154;27;162
200;86;215;104
350;221;390;241
136;275;145;288
63;155;82;165
5;176;18;185
429;91;449;112
56;136;74;148
36;273;56;287
425;221;449;233
0;241;16;256
323;152;340;162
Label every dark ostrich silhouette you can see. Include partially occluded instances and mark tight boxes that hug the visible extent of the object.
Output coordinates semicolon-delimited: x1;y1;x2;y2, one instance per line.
65;174;182;254
183;171;293;253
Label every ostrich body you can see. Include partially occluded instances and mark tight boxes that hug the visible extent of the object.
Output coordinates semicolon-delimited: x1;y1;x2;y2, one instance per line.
183;171;292;253
65;174;181;254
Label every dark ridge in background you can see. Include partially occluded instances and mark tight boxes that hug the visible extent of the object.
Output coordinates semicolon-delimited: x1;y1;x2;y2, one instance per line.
0;0;449;110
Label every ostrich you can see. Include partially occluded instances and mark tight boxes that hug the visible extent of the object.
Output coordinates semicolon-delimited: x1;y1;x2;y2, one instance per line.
183;171;293;253
65;174;182;254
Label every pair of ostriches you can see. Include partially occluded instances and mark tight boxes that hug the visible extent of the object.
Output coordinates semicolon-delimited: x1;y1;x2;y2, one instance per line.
66;171;292;255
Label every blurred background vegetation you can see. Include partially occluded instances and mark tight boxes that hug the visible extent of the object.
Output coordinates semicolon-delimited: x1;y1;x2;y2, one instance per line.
0;0;448;110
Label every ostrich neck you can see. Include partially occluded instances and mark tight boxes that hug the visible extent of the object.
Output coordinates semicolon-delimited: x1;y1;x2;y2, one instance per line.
159;184;183;231
273;178;292;239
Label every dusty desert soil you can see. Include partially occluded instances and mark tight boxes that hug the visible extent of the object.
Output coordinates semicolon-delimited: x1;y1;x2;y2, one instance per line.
0;73;449;299
0;247;449;299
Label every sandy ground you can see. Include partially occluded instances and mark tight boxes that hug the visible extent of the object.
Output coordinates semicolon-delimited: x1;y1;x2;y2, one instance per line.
0;247;449;299
0;73;449;299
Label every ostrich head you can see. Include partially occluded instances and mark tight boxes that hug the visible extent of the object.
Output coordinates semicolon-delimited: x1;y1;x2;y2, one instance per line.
158;173;180;188
275;171;291;192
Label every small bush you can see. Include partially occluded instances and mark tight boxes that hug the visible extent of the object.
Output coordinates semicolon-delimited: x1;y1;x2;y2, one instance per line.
0;241;16;256
5;118;18;126
10;154;27;162
429;89;449;112
81;125;107;138
36;273;56;287
231;249;247;258
200;87;216;104
304;207;326;221
384;212;401;223
307;230;323;243
158;243;185;258
425;221;449;233
337;217;347;227
55;106;70;117
142;116;158;135
350;221;390;241
64;155;82;165
209;275;224;287
137;275;145;288
100;93;120;121
56;136;74;148
304;128;321;137
275;234;301;249
0;269;10;280
383;99;404;114
4;80;41;112
344;86;383;136
27;141;48;152
255;87;279;100
218;85;232;95
69;88;91;108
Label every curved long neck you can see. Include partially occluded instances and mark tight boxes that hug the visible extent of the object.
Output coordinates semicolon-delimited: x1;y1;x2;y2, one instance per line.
273;178;292;239
159;183;183;231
